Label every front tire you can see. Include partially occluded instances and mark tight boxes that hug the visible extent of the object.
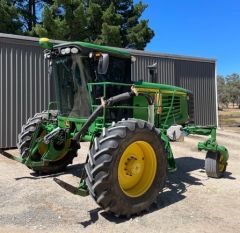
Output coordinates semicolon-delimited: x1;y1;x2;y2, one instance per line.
205;151;226;178
17;111;78;174
85;119;167;216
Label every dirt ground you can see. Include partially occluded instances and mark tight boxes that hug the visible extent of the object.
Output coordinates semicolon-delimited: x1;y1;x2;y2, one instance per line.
0;128;239;233
219;108;240;127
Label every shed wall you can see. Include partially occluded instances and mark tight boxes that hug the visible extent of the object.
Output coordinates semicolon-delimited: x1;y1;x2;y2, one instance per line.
0;37;51;148
131;56;175;85
131;54;216;125
175;60;216;125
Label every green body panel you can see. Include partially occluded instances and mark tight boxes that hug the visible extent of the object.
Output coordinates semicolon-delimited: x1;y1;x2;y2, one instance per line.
161;133;176;171
87;82;190;129
56;81;190;130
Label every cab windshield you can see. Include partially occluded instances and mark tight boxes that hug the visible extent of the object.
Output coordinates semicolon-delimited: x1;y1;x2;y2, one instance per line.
52;54;92;117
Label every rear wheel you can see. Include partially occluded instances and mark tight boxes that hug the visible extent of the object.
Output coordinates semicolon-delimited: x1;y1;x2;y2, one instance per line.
205;151;226;178
17;111;78;174
85;119;167;216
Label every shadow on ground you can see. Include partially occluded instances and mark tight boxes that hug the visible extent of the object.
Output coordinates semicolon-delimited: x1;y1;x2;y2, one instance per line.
13;155;235;227
79;156;208;226
15;163;85;180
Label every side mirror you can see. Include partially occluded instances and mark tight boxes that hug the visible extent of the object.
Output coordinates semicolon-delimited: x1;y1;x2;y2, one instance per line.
98;53;109;74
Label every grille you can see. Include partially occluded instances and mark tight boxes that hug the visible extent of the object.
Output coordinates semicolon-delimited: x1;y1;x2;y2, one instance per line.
161;95;181;124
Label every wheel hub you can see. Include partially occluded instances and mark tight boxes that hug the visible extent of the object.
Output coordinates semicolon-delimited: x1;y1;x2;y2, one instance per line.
124;155;143;176
118;141;157;197
219;154;226;172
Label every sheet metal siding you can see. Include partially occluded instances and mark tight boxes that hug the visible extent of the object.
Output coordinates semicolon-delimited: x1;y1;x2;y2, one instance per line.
131;56;216;125
131;55;175;85
0;38;51;148
175;60;216;125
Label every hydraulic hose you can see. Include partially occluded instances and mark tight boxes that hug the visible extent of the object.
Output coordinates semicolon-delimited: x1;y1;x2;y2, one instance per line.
73;91;135;142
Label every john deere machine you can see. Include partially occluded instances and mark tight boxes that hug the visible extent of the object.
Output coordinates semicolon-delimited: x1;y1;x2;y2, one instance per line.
7;38;228;216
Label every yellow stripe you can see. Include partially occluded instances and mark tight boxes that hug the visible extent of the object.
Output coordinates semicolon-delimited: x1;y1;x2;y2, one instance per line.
135;87;160;93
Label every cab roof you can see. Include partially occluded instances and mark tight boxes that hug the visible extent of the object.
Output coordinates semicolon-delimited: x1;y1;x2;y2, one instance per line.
54;41;131;58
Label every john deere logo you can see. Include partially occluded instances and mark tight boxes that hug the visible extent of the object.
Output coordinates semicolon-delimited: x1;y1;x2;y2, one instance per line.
65;121;70;128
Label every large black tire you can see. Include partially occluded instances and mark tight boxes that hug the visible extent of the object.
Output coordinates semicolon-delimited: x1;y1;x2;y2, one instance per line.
17;111;78;174
85;119;167;216
205;151;226;178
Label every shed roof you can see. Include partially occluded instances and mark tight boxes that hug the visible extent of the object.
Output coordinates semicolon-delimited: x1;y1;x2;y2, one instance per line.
0;33;216;63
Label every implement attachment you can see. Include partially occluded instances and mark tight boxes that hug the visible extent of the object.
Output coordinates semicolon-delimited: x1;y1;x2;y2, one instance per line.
183;125;229;178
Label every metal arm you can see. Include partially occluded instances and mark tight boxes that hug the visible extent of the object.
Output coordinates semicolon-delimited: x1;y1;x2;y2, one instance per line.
183;125;229;163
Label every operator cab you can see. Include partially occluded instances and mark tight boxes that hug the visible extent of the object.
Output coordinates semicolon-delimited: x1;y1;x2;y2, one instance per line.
42;39;132;121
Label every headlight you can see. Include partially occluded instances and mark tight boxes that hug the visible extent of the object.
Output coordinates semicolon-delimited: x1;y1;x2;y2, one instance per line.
60;47;79;55
65;47;71;54
60;48;66;55
71;47;79;54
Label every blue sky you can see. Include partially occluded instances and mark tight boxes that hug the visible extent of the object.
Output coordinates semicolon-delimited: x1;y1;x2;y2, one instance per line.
140;0;240;75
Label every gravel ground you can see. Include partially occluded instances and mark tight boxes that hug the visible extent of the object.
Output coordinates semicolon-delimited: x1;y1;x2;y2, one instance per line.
0;128;239;233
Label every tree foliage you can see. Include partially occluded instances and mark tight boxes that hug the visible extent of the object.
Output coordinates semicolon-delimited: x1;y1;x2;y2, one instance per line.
0;0;153;49
0;0;23;34
34;0;154;49
217;73;240;108
0;1;54;33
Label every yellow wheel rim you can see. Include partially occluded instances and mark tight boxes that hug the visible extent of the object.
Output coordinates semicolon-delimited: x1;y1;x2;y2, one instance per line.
219;154;225;172
118;141;157;197
38;131;48;156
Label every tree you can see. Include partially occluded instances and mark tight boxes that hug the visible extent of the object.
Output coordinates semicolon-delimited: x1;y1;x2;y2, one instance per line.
217;73;240;109
35;0;88;40
34;0;154;49
12;0;54;33
217;75;229;108
226;73;240;107
0;0;23;34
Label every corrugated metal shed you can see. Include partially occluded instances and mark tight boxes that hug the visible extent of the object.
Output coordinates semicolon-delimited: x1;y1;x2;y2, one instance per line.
0;33;217;148
0;33;53;148
126;49;217;126
175;60;216;126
